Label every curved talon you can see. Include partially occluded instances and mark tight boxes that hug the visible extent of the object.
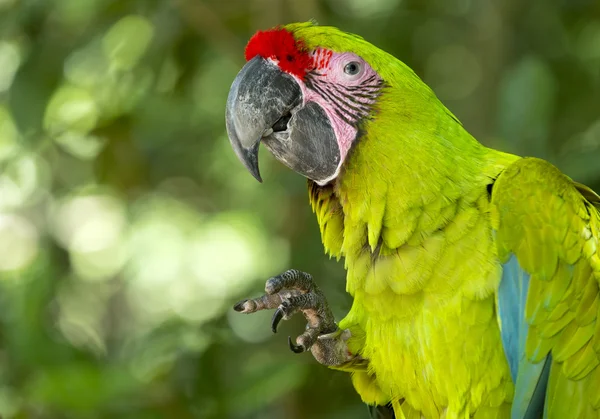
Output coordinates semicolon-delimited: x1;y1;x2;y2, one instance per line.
233;269;343;363
271;307;284;333
288;336;305;353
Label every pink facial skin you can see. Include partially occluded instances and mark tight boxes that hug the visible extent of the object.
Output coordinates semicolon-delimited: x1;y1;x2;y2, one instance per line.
264;48;383;184
289;50;383;184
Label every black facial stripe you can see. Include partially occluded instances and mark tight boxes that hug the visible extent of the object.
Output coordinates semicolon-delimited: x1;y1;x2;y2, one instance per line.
342;84;383;93
305;74;384;127
331;85;373;112
361;74;376;85
309;81;357;122
313;78;373;111
342;79;384;92
333;107;354;126
326;84;372;115
308;79;343;108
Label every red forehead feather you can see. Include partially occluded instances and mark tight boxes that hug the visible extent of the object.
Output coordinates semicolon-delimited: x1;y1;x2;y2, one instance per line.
244;28;313;79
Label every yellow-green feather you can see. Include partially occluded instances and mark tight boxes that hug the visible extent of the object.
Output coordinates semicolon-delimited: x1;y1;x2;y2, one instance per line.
294;22;518;416
491;158;600;418
290;22;600;418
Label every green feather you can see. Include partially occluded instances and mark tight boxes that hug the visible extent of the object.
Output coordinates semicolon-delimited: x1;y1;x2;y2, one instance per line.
279;22;600;418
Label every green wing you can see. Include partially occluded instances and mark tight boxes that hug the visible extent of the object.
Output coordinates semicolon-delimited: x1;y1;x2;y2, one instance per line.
491;157;600;418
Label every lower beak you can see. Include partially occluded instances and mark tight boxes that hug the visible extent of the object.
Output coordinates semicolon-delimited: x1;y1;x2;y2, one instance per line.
225;56;340;184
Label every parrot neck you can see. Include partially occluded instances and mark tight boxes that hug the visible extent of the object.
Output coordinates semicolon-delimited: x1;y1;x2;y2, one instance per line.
334;109;519;256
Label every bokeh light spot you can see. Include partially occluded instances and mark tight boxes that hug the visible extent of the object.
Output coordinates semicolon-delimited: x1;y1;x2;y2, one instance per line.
70;242;128;281
44;84;98;135
328;0;402;18
125;195;203;326
0;41;21;92
51;192;128;280
54;132;107;160
0;214;39;272
188;215;270;297
102;15;154;70
0;153;47;211
0;106;19;161
52;193;126;253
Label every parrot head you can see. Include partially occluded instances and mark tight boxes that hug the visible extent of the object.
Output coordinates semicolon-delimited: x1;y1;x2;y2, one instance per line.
226;22;459;186
226;22;408;185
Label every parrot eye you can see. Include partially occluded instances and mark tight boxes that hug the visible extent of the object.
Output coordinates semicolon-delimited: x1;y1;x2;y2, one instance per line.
343;61;361;76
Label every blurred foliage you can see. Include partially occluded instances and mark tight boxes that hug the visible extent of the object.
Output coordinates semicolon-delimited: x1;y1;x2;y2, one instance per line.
0;0;599;418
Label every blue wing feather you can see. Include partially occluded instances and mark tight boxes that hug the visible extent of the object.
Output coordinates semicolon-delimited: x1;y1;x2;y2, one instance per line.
498;254;550;419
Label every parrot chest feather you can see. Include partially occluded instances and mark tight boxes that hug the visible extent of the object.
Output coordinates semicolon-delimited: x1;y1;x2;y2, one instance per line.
306;124;523;417
336;194;515;417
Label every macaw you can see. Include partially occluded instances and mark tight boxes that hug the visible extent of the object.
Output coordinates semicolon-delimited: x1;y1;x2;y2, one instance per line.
225;22;600;419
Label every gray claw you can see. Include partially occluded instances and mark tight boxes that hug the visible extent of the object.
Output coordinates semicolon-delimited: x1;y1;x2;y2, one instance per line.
288;336;305;353
271;307;284;333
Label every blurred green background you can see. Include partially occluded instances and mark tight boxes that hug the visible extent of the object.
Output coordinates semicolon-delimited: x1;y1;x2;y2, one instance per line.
0;0;599;418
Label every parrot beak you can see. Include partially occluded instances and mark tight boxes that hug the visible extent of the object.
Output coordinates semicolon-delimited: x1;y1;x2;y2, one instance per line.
225;56;340;184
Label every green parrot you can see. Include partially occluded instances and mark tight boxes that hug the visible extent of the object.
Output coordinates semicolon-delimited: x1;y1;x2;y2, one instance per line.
225;22;600;419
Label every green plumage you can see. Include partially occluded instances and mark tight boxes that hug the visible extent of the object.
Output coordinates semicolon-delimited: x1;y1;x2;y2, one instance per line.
492;159;600;418
290;22;600;418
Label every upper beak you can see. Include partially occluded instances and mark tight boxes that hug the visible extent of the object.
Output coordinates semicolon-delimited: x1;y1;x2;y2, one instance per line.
225;56;302;182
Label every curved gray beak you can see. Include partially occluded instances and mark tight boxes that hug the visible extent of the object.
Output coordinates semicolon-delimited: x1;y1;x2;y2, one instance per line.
226;56;341;184
225;56;301;182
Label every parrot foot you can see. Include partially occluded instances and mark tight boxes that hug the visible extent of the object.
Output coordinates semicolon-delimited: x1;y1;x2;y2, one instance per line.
233;269;355;366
